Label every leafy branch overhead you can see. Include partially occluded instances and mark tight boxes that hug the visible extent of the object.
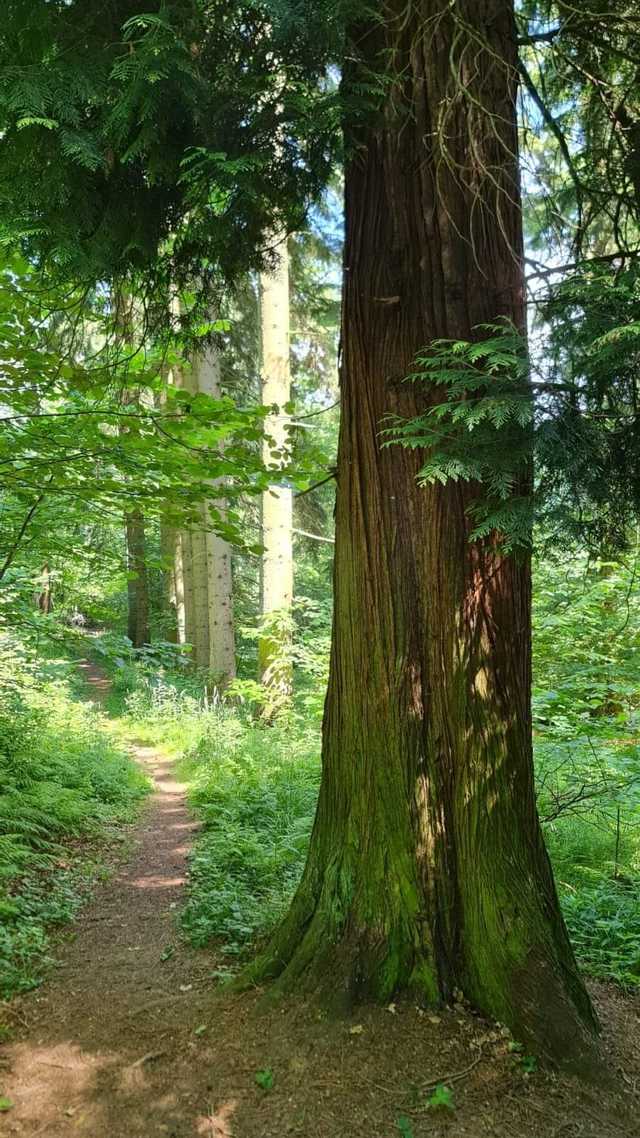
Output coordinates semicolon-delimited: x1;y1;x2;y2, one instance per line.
387;279;640;555
0;253;293;599
0;0;343;316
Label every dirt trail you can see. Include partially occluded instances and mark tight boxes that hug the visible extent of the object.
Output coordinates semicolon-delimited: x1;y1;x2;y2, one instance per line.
1;661;218;1137
1;663;639;1138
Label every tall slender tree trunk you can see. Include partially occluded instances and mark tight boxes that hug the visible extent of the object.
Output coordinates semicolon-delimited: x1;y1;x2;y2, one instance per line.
171;335;236;682
259;241;294;699
178;356;211;669
175;530;193;647
126;508;150;648
37;562;53;615
193;343;236;687
244;0;598;1070
116;289;151;651
160;521;178;642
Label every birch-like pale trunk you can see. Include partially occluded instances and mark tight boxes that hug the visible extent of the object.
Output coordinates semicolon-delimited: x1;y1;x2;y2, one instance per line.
160;521;178;642
169;328;235;681
169;354;199;656
180;359;210;669
259;240;293;697
173;529;188;645
116;290;151;651
192;343;236;686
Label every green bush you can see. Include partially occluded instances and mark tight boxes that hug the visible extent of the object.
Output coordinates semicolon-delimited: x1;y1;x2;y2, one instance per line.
560;879;640;986
179;711;319;954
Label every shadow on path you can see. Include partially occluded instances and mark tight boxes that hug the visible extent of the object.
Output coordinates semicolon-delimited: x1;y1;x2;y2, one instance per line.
1;661;223;1138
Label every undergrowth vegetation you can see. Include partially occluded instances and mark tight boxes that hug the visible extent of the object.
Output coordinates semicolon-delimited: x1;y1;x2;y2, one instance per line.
0;633;149;997
102;554;640;989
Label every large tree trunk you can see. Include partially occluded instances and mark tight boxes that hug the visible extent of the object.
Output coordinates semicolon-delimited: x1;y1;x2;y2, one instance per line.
244;0;598;1070
259;241;294;701
125;508;150;648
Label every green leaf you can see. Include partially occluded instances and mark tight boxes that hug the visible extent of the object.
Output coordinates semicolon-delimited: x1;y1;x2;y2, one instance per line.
427;1083;454;1110
254;1068;274;1092
396;1115;414;1137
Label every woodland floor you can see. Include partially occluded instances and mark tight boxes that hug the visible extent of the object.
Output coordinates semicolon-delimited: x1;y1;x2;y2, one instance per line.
1;665;639;1138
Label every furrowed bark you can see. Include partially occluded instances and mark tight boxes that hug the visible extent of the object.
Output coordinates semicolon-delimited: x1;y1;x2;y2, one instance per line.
244;0;599;1072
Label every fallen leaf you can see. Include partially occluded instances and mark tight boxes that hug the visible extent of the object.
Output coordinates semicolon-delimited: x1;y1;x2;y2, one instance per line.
195;1100;236;1137
349;1024;364;1035
387;1003;397;1014
179;984;193;993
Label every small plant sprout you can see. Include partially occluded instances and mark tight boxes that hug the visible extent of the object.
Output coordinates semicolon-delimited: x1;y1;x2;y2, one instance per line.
427;1083;455;1110
396;1115;414;1138
254;1068;274;1092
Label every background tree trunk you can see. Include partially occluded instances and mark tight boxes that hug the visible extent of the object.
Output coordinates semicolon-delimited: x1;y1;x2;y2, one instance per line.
37;562;53;615
175;530;193;648
244;0;599;1071
259;241;294;701
160;521;178;642
125;508;149;648
193;343;236;687
179;357;211;669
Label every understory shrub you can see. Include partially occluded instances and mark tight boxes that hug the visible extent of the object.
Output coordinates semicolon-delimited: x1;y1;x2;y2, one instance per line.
105;558;640;988
0;633;149;997
560;879;640;987
179;712;319;953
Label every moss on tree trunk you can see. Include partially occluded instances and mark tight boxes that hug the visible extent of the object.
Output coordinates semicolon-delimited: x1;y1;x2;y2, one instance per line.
243;0;599;1073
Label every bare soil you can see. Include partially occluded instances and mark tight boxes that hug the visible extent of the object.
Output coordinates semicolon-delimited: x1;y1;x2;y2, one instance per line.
1;663;639;1138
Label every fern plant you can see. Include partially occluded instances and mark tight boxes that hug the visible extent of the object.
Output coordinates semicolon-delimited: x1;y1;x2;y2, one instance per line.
384;320;533;549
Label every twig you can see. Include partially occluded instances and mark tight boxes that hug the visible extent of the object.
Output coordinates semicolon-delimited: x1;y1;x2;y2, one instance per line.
130;1049;168;1068
357;1074;397;1096
420;1049;484;1089
294;471;336;498
0;488;47;582
292;527;335;545
294;399;340;420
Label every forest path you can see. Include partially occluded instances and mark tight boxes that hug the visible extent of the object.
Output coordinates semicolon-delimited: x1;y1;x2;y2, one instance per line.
0;660;225;1137
2;663;640;1138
